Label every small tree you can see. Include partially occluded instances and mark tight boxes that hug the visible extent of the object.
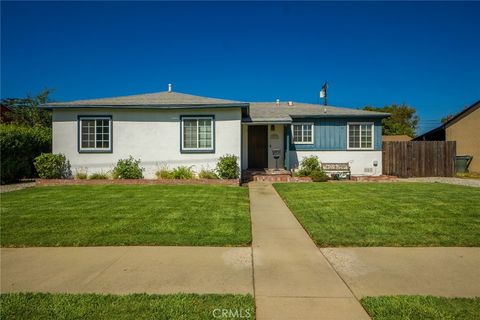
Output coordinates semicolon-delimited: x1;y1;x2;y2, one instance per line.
364;103;418;137
1;88;54;128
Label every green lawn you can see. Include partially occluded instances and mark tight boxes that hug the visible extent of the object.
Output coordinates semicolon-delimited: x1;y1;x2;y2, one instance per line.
0;293;255;320
0;185;251;247
361;296;480;320
273;182;480;246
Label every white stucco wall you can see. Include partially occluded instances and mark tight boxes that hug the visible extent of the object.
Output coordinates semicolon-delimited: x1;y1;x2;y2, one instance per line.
52;108;242;178
290;151;382;176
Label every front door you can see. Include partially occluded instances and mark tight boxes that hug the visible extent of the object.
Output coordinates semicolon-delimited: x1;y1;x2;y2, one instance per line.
248;125;268;169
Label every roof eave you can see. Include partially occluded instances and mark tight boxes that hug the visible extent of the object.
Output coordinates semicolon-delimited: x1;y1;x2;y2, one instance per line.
290;113;390;119
40;103;249;110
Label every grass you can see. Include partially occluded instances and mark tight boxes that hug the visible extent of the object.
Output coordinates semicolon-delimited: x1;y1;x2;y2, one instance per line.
273;182;480;246
0;184;251;247
361;296;480;320
0;293;255;320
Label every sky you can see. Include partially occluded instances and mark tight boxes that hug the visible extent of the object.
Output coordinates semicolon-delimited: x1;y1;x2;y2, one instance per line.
2;1;479;134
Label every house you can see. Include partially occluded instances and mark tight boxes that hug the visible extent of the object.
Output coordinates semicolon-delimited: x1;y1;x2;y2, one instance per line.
42;86;389;178
382;135;411;142
414;100;480;172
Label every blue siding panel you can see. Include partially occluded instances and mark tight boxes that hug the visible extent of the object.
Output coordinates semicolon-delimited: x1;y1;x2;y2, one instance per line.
289;117;383;151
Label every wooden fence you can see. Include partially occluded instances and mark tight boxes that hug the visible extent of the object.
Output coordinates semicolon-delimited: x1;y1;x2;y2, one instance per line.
382;141;456;177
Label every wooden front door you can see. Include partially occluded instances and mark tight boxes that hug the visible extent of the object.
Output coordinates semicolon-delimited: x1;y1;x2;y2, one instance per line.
248;125;268;169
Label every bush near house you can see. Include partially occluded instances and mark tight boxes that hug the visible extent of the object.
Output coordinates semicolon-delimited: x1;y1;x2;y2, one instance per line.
0;124;51;183
34;153;71;179
294;156;328;182
198;169;219;179
171;166;194;179
216;154;239;179
74;171;88;180
89;172;110;180
112;156;143;179
155;168;174;179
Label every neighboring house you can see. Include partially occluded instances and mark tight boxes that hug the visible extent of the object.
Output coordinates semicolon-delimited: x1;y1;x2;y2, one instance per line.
382;135;411;142
42;86;389;178
414;100;480;172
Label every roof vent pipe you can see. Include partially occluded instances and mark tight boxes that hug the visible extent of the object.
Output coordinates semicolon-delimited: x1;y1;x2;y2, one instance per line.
276;99;280;106
168;83;172;92
288;101;293;106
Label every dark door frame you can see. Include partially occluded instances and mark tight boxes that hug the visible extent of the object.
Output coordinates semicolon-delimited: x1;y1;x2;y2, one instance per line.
247;125;268;169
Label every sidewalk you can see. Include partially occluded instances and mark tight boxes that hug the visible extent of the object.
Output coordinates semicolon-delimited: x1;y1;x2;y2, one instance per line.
1;246;253;294
249;182;369;320
322;247;480;298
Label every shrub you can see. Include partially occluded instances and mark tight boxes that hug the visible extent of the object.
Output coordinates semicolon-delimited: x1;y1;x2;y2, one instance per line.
198;169;219;179
74;169;88;180
216;154;239;179
296;156;321;177
112;156;143;179
0;124;51;183
34;153;71;179
172;166;194;179
156;168;174;179
310;169;328;182
89;172;109;179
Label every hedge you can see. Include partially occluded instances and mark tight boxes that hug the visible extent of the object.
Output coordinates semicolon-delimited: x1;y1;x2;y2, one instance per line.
0;124;51;184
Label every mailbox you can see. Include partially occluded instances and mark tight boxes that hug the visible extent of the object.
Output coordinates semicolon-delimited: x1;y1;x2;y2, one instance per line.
272;149;281;170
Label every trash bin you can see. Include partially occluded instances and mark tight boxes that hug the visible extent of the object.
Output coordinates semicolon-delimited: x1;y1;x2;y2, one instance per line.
455;155;472;173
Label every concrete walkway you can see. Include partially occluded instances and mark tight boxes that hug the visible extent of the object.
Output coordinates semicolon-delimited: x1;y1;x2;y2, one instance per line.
1;246;253;294
249;182;369;320
322;247;480;298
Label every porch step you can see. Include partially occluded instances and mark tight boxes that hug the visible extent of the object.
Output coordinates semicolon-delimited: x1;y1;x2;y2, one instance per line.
243;170;312;183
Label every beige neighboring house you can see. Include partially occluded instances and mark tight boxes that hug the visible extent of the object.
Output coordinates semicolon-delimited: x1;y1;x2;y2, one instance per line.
414;100;480;172
382;135;411;142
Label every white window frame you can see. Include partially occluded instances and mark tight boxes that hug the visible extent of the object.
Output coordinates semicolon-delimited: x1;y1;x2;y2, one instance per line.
78;116;112;152
291;123;314;144
347;122;375;150
181;116;214;152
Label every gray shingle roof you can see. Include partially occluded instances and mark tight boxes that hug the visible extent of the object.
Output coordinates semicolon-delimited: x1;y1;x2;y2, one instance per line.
246;101;389;122
42;90;389;120
44;91;246;107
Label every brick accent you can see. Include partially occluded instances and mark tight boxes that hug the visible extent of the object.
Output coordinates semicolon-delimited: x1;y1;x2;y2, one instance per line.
36;178;240;186
251;175;312;182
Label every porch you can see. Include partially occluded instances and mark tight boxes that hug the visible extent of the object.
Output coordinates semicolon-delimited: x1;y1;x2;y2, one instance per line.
241;123;292;173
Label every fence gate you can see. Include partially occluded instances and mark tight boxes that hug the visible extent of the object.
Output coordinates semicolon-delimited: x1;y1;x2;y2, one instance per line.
382;141;456;177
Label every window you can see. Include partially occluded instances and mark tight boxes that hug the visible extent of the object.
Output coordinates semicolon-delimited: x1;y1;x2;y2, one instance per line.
292;123;314;144
78;116;112;152
348;123;374;150
181;116;214;152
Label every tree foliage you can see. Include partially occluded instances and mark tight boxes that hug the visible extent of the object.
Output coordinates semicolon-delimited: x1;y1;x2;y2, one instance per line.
1;88;53;128
0;124;52;183
364;104;418;137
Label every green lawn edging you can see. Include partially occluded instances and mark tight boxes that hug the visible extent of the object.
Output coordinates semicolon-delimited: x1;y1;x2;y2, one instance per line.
0;293;255;320
361;295;480;320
